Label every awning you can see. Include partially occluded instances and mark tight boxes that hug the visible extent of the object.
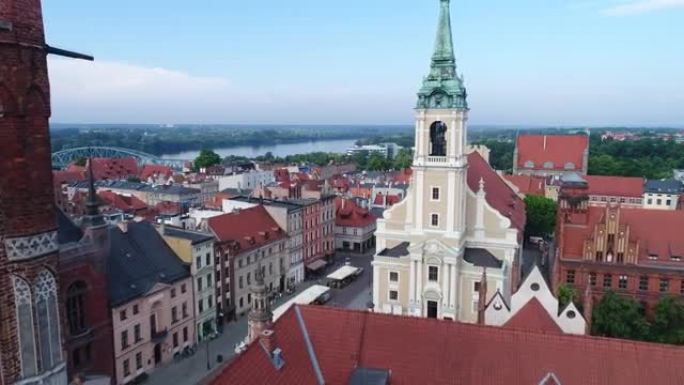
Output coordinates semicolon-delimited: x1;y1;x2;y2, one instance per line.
306;259;327;271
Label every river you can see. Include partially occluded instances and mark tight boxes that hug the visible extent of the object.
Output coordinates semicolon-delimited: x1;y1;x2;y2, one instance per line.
159;139;358;160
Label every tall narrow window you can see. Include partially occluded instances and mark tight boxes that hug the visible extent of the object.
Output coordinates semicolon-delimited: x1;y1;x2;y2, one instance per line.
431;214;439;227
67;281;87;335
14;276;37;377
34;270;62;369
429;121;447;156
432;187;440;201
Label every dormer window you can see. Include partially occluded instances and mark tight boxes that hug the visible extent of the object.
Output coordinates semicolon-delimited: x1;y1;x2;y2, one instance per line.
672;255;681;261
524;160;535;168
543;161;554;169
649;254;658;261
564;162;576;170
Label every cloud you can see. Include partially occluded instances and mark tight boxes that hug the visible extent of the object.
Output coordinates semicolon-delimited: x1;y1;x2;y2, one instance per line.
602;0;684;15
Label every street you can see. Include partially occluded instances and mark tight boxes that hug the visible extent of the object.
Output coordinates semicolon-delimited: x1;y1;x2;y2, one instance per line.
145;251;373;385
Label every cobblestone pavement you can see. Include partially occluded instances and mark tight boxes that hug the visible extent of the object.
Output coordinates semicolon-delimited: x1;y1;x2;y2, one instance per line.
145;252;374;385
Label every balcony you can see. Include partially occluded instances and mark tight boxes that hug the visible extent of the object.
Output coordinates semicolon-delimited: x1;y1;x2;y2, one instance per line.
151;328;168;342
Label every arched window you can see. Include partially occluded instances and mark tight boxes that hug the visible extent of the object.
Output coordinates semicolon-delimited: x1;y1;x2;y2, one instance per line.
67;281;88;335
34;270;62;370
14;276;37;377
429;121;447;156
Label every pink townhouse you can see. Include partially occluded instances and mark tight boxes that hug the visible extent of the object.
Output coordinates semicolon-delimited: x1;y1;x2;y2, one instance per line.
108;221;195;384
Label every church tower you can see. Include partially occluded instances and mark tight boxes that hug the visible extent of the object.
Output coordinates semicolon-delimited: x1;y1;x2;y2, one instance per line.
247;265;273;344
0;1;67;384
409;0;469;237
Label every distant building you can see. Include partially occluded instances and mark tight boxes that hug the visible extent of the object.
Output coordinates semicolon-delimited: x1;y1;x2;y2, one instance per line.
108;221;194;385
346;142;402;159
335;198;377;253
160;226;218;341
513;134;589;176
213;169;275;191
643;179;683;210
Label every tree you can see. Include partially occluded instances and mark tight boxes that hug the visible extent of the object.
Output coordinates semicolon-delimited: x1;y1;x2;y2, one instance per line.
393;148;413;170
193;149;221;171
523;195;557;238
651;296;684;345
367;153;390;171
592;291;649;340
557;284;580;311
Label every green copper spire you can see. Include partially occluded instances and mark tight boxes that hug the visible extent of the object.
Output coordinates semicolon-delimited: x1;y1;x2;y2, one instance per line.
417;0;467;109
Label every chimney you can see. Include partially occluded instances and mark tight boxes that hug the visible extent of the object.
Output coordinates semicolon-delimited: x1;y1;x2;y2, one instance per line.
477;268;488;325
260;329;276;354
543;135;547;150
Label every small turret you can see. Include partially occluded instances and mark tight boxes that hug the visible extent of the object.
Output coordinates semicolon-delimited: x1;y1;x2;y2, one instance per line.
247;263;273;343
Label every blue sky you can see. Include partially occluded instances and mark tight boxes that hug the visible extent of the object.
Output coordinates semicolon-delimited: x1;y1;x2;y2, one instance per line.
44;0;684;126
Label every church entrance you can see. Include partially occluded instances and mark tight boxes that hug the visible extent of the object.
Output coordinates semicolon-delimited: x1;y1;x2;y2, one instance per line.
427;301;438;318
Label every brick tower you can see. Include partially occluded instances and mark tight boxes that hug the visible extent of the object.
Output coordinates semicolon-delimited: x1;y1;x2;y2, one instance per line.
0;1;67;384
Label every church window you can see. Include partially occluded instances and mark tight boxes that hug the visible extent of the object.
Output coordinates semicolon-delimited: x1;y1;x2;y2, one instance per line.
639;276;649;291
660;278;670;293
431;214;439;227
14;276;37;377
389;290;398;301
618;275;628;289
595;251;603;262
389;272;399;282
428;266;439;282
603;274;612;289
67;281;87;335
429;121;447;156
432;187;440;201
34;270;62;369
565;270;575;284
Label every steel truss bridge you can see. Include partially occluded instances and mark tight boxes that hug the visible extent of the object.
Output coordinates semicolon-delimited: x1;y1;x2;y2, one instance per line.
51;146;188;170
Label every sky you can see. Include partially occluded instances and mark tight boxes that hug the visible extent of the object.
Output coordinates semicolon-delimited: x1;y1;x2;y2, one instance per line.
43;0;684;126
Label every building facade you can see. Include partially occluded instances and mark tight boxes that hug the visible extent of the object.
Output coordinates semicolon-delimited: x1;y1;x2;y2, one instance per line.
0;2;69;384
108;222;194;385
160;226;218;341
335;198;377;253
371;0;525;323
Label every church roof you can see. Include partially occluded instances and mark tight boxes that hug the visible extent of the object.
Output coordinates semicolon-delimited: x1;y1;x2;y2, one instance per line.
503;297;563;334
209;305;684;385
516;135;588;172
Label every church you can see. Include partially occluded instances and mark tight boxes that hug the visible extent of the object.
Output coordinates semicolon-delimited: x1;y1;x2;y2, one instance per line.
371;0;525;322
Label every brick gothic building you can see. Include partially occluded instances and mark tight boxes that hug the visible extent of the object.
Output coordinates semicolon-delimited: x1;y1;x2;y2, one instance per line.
0;1;67;384
554;176;684;313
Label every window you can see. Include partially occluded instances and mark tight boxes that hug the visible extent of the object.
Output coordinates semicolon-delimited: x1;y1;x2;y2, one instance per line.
618;275;628;289
565;270;576;284
389;272;399;282
617;253;624;264
173;332;179;348
196;257;201;270
431;214;439;227
206;253;211;266
648;198;653;205
123;359;131;377
199;299;204;313
197;277;203;291
639;275;649;291
595;251;603;262
181;284;187;294
121;330;129;350
207;273;212;287
171;288;176;298
133;304;139;315
428;266;439;282
649;254;658;261
34;270;62;368
182;302;188;318
13;277;37;377
247;272;251;286
135;352;143;370
667;199;672;206
208;295;213;308
657;199;662;205
134;324;141;343
239;297;244;308
603;274;612;289
120;310;127;321
680;281;684;295
172;306;178;323
590;272;597;287
660;278;670;293
248;293;252;303
474;281;481;292
183;327;188;343
432;187;440;201
67;281;87;335
672;255;682;262
389;290;399;301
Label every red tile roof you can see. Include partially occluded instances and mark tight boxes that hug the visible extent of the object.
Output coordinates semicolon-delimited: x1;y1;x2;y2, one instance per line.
516;135;588;171
335;198;376;228
503;297;563;334
349;186;372;199
208;205;285;253
52;170;86;186
584;175;644;198
468;152;526;232
97;191;148;213
503;175;545;196
89;157;139;181
560;206;684;262
139;164;173;181
209;305;684;385
373;192;401;206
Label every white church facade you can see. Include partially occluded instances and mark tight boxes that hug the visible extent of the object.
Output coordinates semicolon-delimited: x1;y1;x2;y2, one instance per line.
371;0;526;323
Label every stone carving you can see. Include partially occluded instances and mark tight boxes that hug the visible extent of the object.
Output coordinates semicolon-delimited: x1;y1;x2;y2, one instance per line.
4;231;58;261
